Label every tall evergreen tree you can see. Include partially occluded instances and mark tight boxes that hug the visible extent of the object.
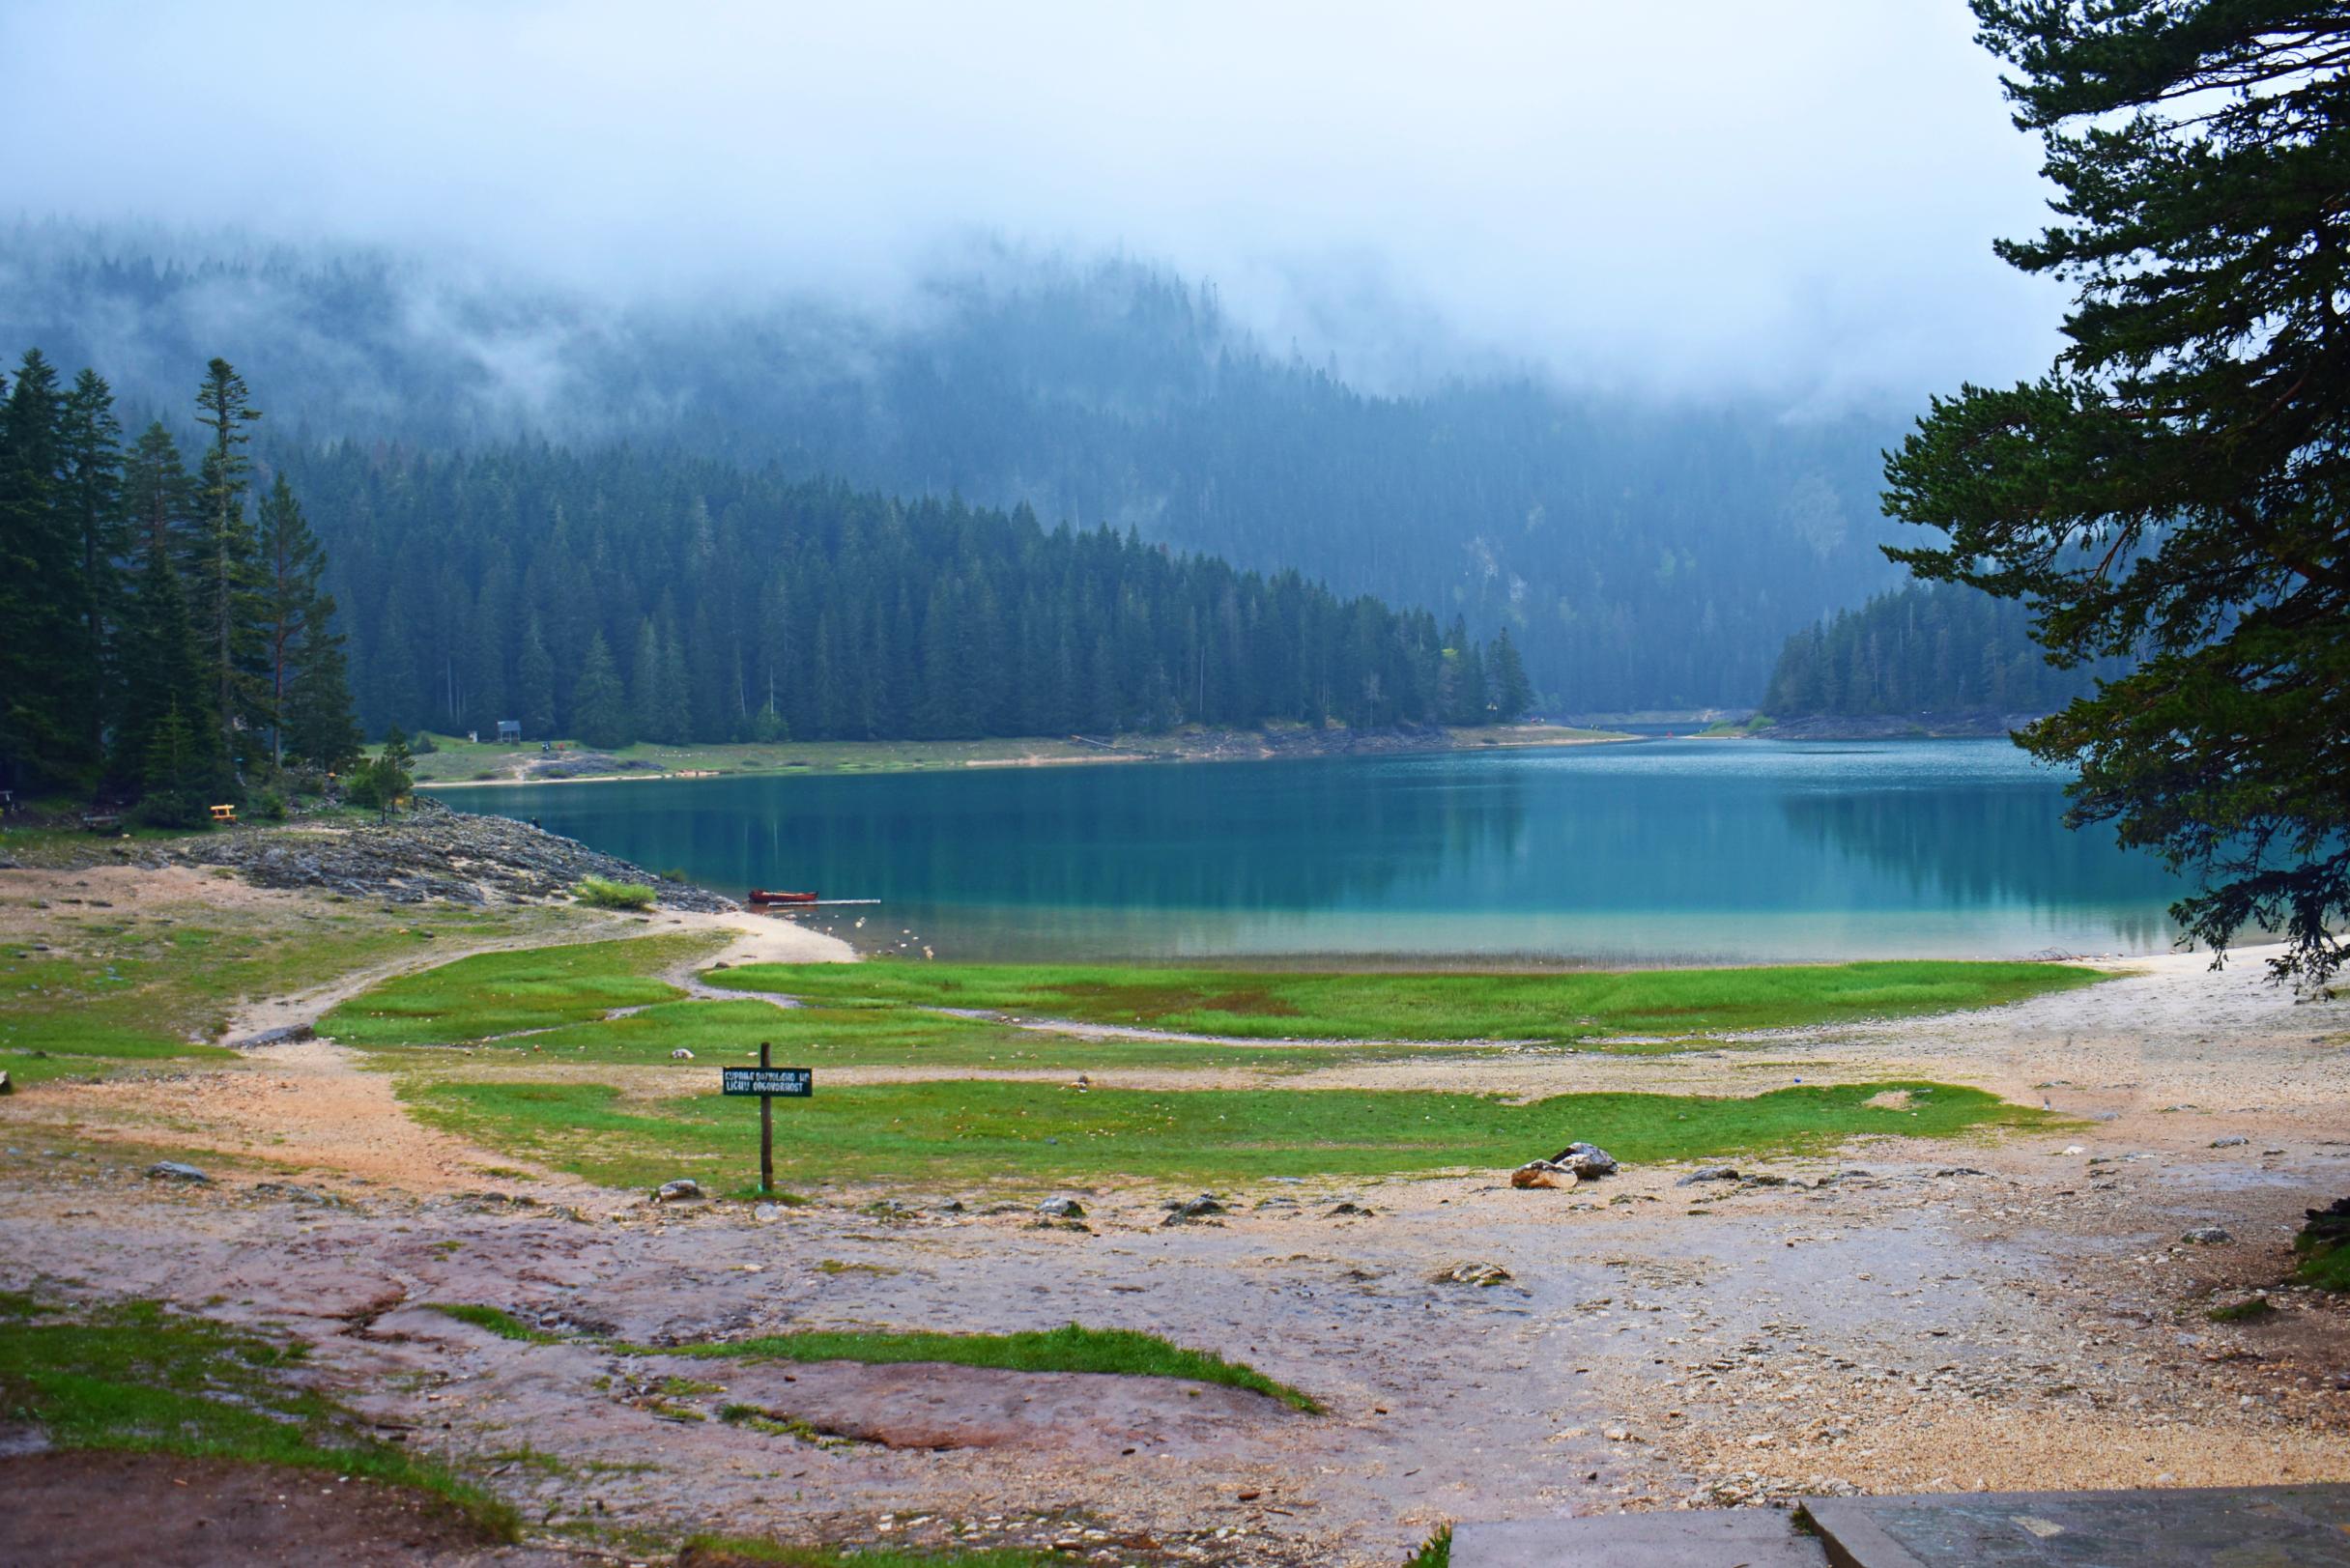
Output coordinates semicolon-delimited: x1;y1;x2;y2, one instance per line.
516;613;557;739
255;473;339;768
57;370;126;764
0;351;87;789
1886;2;2350;984
191;358;266;770
1489;627;1533;722
571;630;631;749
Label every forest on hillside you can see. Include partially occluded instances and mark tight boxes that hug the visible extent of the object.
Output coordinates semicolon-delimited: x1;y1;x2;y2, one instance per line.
1760;582;2124;719
282;442;1528;745
1;224;1910;710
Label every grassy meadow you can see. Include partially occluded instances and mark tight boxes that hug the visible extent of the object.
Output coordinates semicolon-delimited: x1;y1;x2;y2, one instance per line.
314;935;2091;1191
0;892;547;1085
710;956;2106;1043
405;1075;2046;1191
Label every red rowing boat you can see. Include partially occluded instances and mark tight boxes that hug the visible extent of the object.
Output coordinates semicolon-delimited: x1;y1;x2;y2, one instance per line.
748;888;818;905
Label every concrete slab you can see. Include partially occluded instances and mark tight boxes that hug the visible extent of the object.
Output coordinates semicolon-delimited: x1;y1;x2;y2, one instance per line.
1451;1509;1828;1567
1804;1484;2350;1568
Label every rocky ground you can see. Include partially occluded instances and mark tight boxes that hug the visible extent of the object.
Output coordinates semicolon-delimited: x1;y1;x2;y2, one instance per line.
3;866;2348;1562
143;800;736;912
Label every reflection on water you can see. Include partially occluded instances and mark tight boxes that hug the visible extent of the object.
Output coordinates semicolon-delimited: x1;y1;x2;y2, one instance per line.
433;739;2192;965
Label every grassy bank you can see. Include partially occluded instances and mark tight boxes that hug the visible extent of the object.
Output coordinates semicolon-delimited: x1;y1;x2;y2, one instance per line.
425;1306;1315;1411
406;1075;2047;1190
317;932;720;1045
712;957;2106;1044
405;722;1630;787
0;891;545;1085
0;1292;516;1538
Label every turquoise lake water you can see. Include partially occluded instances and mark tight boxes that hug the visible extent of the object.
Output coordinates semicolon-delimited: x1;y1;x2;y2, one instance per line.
429;738;2192;966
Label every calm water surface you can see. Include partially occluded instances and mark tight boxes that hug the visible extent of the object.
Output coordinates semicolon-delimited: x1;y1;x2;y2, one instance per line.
429;739;2191;965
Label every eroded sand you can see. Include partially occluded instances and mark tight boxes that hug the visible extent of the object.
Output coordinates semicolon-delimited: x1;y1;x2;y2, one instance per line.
4;929;2348;1565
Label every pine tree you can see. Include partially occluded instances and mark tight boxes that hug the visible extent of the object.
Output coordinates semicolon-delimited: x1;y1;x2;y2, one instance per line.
255;473;335;769
111;540;222;791
571;631;631;749
1489;627;1533;722
516;613;557;739
282;610;363;770
58;370;126;765
136;704;213;829
191;358;266;769
0;351;87;789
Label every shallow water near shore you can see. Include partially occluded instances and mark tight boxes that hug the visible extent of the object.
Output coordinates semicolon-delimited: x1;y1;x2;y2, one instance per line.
428;737;2192;965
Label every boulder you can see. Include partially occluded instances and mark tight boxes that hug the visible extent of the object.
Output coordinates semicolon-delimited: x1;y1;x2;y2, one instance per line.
670;1048;695;1060
2182;1225;2233;1245
653;1178;706;1203
2210;1135;2250;1149
1677;1165;1739;1185
1549;1141;1619;1177
146;1160;210;1183
1327;1201;1375;1217
1510;1161;1579;1190
753;1202;783;1222
1036;1197;1086;1218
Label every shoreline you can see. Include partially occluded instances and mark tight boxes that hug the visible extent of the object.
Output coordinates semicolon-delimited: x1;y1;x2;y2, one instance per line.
409;722;1640;791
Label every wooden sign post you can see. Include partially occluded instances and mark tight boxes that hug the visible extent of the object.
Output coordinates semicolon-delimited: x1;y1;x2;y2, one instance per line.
720;1041;812;1194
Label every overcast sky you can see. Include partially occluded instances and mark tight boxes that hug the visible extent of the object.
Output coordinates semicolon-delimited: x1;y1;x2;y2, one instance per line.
0;1;2062;407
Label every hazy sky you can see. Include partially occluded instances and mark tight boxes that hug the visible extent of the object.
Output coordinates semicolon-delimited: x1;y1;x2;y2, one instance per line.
0;1;2062;406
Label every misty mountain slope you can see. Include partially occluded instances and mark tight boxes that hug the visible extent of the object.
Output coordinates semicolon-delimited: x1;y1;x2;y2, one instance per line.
2;223;1912;708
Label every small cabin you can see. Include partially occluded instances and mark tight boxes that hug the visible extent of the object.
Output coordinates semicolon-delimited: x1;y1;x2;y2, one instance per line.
497;719;523;742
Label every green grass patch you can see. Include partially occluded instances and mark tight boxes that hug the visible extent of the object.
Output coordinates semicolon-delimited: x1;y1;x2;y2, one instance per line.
423;1302;563;1343
319;933;716;1045
573;874;656;910
2206;1297;2278;1323
0;1294;516;1539
0;900;536;1082
1403;1526;1452;1567
406;1075;2046;1190
390;994;1455;1075
655;1322;1317;1411
713;957;2106;1044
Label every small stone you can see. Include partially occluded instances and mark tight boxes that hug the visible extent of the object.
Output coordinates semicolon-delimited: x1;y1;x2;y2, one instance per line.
2062;1145;2086;1155
1326;1201;1375;1216
2182;1226;2233;1245
653;1178;705;1203
2210;1135;2250;1149
670;1047;695;1060
1037;1197;1086;1218
1435;1261;1513;1287
1165;1194;1225;1218
1677;1165;1739;1185
0;1070;11;1096
146;1160;210;1183
754;1203;782;1222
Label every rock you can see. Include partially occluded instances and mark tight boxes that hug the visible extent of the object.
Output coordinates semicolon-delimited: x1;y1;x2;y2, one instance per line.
1037;1197;1086;1218
2210;1135;2250;1148
0;1070;10;1096
146;1160;210;1183
653;1178;705;1203
1435;1261;1513;1287
753;1202;783;1222
1548;1141;1619;1177
2182;1225;2233;1244
1677;1165;1739;1185
151;799;734;911
2062;1145;2086;1155
1327;1201;1375;1216
670;1048;695;1060
1164;1194;1225;1218
1510;1160;1579;1190
250;1181;348;1209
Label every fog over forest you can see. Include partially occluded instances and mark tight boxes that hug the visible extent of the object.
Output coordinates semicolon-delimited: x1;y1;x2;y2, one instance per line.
0;2;2078;719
